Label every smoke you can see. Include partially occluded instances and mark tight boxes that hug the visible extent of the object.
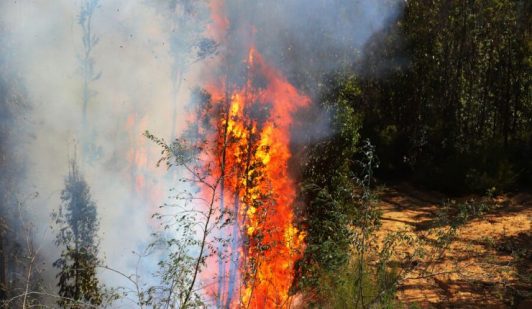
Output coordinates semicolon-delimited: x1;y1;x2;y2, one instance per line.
211;0;402;94
0;0;203;295
0;0;401;305
202;0;402;146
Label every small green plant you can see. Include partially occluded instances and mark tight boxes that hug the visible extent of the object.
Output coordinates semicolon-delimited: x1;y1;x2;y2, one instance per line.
314;140;410;308
479;236;497;250
433;190;497;230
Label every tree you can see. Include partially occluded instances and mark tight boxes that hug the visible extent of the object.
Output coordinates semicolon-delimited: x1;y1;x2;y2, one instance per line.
52;160;102;307
296;72;363;292
78;0;102;162
145;124;228;308
351;0;531;193
0;19;44;308
144;87;234;308
148;0;217;139
145;74;300;307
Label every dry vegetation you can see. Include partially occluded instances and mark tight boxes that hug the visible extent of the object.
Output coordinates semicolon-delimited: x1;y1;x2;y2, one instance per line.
376;185;531;308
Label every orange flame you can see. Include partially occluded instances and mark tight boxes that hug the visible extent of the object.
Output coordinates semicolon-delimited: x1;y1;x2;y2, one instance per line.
199;47;308;307
125;113;164;210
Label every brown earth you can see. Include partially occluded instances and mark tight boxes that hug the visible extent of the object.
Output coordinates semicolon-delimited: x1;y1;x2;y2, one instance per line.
377;184;531;309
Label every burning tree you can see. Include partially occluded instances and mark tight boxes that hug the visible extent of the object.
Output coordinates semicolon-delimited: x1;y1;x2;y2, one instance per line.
203;48;309;308
145;102;230;308
148;44;309;307
52;160;102;307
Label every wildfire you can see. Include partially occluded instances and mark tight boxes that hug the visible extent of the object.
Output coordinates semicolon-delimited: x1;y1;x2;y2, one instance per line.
126;113;164;209
199;46;309;307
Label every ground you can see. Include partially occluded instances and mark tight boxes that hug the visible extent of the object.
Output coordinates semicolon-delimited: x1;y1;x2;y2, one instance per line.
377;184;531;308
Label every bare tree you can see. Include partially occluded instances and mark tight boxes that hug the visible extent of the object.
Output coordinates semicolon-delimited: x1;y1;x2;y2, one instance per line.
0;193;47;309
78;0;102;161
145;124;231;308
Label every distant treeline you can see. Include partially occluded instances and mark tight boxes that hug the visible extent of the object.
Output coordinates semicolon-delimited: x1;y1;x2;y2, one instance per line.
306;0;531;194
298;1;530;302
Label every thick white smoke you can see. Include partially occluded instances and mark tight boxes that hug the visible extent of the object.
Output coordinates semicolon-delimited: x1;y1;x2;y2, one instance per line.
0;0;401;306
0;0;207;296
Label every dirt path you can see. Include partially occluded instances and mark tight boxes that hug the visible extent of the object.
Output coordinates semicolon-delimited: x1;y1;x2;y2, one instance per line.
377;185;531;308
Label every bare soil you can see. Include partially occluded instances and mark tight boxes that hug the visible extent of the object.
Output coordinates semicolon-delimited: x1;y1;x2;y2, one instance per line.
377;184;531;308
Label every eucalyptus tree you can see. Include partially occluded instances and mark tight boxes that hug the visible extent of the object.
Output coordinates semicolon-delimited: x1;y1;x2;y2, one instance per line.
52;160;102;307
78;0;102;162
149;0;216;139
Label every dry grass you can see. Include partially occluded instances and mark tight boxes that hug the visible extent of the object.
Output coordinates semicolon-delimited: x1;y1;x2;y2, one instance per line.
375;184;531;308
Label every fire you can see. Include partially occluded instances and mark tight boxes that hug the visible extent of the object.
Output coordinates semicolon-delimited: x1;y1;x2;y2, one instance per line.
126;114;147;193
126;113;164;208
197;47;309;307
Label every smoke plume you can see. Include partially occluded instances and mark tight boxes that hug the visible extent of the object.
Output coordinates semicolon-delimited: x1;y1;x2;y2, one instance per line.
0;0;401;305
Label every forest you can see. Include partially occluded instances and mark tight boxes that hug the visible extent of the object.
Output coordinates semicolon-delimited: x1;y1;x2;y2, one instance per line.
0;0;530;308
